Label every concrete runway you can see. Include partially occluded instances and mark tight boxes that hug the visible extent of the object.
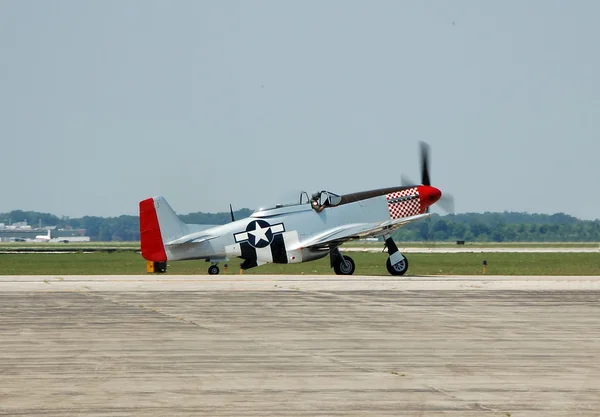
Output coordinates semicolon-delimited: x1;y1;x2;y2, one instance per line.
1;275;599;416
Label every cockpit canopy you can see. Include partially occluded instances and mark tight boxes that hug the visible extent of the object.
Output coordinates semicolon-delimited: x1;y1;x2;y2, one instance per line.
310;190;342;207
255;190;343;213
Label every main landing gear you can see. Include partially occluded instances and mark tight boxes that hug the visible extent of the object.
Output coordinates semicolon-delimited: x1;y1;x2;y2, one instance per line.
208;264;220;275
384;235;408;276
386;256;408;275
330;239;409;276
330;248;356;275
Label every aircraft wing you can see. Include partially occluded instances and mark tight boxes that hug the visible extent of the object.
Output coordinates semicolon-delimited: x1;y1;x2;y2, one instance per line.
299;213;431;249
165;232;219;246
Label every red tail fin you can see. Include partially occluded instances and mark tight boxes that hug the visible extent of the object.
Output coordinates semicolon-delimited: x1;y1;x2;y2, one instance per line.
139;198;167;262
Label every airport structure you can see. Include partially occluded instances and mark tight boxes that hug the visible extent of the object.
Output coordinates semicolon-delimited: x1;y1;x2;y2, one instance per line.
0;221;90;242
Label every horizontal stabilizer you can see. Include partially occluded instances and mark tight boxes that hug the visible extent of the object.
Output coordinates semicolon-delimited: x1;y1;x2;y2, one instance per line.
165;232;218;246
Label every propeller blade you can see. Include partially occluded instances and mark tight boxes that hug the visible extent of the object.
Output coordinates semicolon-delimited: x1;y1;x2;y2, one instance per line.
438;194;455;214
420;141;431;186
401;173;417;187
405;142;454;215
229;204;235;222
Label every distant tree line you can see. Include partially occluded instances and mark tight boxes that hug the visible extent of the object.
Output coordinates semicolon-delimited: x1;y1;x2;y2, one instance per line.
0;208;252;242
1;210;598;242
391;212;600;242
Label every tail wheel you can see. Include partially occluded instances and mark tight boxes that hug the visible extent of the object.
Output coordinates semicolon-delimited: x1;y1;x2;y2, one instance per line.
386;257;408;276
333;256;355;275
208;265;220;275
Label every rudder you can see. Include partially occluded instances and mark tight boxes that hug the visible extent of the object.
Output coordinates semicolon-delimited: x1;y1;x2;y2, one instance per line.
139;196;189;261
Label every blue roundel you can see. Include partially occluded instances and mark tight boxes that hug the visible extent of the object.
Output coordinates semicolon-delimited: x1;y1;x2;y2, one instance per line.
245;220;274;248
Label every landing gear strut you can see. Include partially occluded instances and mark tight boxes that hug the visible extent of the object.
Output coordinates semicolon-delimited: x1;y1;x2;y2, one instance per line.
386;256;408;275
384;236;408;276
330;248;355;275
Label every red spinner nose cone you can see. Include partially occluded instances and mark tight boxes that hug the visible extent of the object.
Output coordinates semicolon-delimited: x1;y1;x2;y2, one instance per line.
418;185;442;212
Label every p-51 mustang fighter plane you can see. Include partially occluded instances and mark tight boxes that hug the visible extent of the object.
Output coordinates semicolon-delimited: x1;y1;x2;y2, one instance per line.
139;143;451;276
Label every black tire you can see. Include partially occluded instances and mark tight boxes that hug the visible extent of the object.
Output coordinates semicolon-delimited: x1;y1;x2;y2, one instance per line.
386;256;408;276
208;265;220;275
155;261;167;273
333;256;355;275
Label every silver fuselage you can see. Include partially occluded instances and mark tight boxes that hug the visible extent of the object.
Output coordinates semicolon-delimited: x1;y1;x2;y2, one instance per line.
165;194;390;263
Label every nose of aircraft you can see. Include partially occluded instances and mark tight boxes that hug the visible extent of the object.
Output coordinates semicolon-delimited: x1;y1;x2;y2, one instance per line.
418;185;442;212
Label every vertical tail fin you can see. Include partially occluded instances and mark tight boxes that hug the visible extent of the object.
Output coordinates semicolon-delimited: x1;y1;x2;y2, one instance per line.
139;196;189;261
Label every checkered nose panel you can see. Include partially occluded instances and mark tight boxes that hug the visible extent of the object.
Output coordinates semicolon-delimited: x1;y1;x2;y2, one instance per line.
386;187;421;219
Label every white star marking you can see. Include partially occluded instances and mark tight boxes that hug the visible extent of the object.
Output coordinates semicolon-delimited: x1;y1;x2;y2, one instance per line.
249;223;270;245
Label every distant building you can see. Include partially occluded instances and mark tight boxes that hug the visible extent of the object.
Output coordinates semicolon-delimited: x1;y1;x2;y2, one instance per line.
0;226;90;242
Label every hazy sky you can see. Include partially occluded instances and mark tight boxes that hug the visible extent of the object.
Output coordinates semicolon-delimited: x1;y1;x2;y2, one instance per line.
1;1;599;220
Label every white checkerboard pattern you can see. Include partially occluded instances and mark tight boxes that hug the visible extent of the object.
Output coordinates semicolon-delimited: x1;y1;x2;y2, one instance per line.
386;187;421;219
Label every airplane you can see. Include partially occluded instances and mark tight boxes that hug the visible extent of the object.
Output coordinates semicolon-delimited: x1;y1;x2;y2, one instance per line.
34;229;52;242
139;142;452;276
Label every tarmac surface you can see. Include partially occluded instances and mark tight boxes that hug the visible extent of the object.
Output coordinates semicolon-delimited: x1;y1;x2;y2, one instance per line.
1;274;599;416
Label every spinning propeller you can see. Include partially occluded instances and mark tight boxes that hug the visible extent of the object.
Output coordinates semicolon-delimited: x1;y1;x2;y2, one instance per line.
402;142;454;214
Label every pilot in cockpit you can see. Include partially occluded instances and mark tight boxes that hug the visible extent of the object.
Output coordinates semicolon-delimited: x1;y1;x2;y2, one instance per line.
311;191;325;213
310;190;342;212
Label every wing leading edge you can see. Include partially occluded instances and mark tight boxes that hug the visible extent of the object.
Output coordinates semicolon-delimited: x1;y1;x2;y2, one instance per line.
297;213;431;249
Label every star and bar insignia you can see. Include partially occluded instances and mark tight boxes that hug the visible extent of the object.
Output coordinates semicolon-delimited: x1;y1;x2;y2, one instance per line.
234;220;285;249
